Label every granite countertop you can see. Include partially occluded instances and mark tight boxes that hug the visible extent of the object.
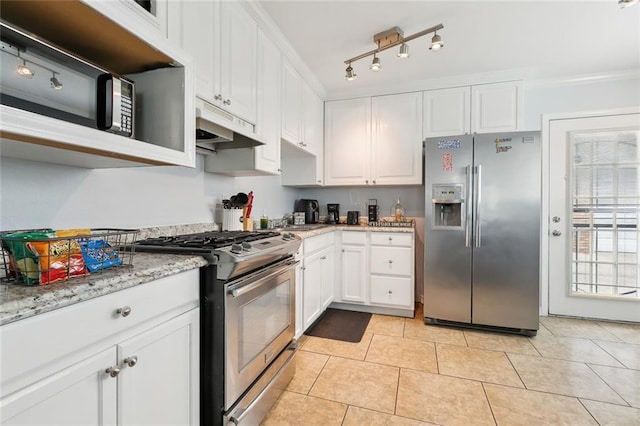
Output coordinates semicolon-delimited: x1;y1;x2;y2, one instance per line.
283;223;415;238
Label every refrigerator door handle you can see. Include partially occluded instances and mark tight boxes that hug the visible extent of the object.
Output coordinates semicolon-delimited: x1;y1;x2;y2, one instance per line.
465;165;472;248
475;164;482;247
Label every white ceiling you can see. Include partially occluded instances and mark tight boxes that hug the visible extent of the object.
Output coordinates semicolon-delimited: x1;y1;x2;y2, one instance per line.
258;0;640;97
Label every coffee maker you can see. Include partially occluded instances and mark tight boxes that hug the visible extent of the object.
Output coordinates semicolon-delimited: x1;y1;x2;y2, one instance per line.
368;199;379;224
327;204;340;224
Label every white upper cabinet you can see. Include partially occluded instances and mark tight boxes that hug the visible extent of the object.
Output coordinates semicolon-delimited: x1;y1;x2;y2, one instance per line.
203;28;281;176
471;81;522;133
302;81;324;157
0;0;195;169
325;93;422;186
423;81;522;138
371;92;423;185
167;0;256;123
281;59;303;146
423;87;471;137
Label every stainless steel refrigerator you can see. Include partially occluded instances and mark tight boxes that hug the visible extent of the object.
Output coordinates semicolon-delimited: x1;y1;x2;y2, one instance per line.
423;131;540;335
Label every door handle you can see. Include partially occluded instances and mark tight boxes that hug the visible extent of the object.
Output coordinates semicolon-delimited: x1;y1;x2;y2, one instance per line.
474;164;482;248
465;165;471;248
552;230;562;236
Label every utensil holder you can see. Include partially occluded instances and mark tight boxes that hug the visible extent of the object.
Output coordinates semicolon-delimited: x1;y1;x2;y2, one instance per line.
223;210;243;231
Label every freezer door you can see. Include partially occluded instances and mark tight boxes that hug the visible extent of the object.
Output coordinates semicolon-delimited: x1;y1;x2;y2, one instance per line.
471;131;540;330
424;135;474;323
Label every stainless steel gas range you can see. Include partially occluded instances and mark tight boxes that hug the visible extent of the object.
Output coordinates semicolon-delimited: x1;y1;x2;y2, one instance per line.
134;230;302;425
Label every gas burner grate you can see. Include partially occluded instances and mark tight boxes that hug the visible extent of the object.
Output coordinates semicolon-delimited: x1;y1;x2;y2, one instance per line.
136;231;282;249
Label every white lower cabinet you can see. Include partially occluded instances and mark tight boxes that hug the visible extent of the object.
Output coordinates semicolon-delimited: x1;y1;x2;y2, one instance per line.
0;270;200;426
299;233;336;332
338;231;367;303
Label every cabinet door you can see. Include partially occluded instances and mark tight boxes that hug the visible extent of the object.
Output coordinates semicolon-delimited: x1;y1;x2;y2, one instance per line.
1;348;117;426
371;92;423;185
340;244;367;303
320;247;335;310
324;98;371;186
302;252;323;330
220;1;257;122
302;82;322;155
471;81;522;133
118;309;200;426
294;261;304;339
423;87;471;137
281;59;302;145
255;29;282;175
166;0;216;102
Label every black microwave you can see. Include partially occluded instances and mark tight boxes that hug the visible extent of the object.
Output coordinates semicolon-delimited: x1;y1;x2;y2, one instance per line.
0;20;135;138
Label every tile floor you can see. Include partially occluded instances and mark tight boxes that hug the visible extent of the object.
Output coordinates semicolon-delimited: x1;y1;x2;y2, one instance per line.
262;305;640;425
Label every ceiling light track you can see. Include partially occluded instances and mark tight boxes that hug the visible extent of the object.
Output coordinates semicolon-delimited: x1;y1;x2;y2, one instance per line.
344;23;444;80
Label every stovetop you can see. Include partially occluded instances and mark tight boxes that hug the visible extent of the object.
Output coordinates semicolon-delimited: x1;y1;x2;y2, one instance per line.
136;231;282;250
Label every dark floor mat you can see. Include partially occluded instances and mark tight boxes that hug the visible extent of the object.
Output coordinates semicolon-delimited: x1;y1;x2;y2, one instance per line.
304;308;372;343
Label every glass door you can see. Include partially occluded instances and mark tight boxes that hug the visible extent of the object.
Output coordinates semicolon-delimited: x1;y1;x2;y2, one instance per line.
548;112;640;322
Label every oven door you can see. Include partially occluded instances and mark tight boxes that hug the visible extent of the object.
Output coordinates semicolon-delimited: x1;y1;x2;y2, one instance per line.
224;258;296;410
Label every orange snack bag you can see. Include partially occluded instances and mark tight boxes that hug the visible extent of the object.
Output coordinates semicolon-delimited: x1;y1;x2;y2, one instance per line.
27;238;87;284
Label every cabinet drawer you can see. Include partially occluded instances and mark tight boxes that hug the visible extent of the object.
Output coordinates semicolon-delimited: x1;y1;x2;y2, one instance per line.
370;232;413;247
0;269;199;396
370;246;412;275
370;276;413;307
341;230;366;245
303;232;334;255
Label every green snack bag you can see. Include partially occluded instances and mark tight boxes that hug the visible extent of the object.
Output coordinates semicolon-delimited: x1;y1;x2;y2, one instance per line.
2;231;53;285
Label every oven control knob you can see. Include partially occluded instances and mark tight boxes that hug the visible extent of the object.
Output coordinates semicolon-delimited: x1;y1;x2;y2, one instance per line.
241;242;251;251
282;233;291;241
230;243;243;254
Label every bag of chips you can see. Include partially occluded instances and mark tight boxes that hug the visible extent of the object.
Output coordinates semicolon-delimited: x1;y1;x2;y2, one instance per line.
1;230;53;285
27;237;87;284
79;238;123;272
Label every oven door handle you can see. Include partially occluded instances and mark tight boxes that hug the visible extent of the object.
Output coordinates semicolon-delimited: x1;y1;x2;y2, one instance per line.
229;261;297;298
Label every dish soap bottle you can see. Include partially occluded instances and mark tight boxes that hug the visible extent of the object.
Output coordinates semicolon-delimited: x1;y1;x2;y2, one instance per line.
260;210;269;230
394;198;404;222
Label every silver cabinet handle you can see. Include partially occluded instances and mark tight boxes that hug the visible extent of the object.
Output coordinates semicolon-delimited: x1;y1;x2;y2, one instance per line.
365;180;369;184
372;180;376;184
124;356;138;368
116;306;132;317
388;237;393;241
552;230;562;236
223;99;231;106
474;164;482;248
553;216;561;223
341;249;345;252
320;256;326;260
105;366;120;378
214;94;223;101
388;290;393;294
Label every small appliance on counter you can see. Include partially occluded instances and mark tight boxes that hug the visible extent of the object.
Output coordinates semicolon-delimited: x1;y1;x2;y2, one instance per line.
294;199;319;224
367;199;379;224
346;211;359;225
327;204;340;224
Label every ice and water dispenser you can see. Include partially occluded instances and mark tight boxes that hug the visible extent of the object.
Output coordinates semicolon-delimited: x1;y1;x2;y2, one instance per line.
431;184;464;228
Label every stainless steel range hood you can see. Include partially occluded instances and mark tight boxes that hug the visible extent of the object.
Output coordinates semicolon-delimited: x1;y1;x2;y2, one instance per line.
195;97;265;152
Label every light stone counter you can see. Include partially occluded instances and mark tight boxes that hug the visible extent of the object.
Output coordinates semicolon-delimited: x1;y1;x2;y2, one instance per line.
283;223;415;238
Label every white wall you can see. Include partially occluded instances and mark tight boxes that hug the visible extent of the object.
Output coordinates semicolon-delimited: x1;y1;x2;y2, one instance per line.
0;155;298;231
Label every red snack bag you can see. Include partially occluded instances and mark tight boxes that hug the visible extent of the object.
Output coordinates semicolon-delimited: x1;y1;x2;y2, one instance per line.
27;238;87;284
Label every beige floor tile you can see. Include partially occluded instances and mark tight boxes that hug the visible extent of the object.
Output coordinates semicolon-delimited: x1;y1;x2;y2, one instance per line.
594;340;640;370
365;334;438;373
589;364;640;408
286;351;329;394
366;313;406;337
309;356;399;414
533;322;554;338
342;406;434;426
437;343;524;387
530;335;626;367
396;369;494;425
597;321;640;345
404;319;467;346
464;329;539;356
484;383;597;425
539;316;621;341
301;332;373;360
260;391;347;426
508;353;627;404
581;399;640;426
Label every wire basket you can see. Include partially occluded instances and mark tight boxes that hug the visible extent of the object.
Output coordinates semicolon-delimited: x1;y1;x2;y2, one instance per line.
0;228;139;285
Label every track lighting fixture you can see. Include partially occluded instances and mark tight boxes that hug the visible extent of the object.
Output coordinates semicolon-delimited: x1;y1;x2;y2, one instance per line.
50;72;63;89
619;0;639;8
345;63;357;80
343;24;444;81
370;54;381;72
2;44;63;89
429;31;443;51
397;42;409;58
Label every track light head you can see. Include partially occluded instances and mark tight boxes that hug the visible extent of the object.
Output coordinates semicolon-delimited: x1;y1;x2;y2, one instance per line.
619;0;639;8
17;60;34;78
370;55;382;72
50;73;63;90
429;32;443;51
345;64;357;81
397;42;409;58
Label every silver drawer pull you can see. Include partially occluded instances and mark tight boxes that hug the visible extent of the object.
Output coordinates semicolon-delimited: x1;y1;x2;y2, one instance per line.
124;356;138;368
388;290;393;294
105;366;120;378
116;306;132;317
388;260;393;264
